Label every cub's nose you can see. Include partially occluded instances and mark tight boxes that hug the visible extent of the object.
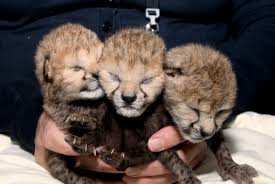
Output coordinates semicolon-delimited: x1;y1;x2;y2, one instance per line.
199;129;215;138
92;73;99;80
121;94;137;105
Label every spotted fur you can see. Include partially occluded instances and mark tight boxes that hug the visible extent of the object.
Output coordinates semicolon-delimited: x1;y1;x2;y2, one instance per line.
99;28;165;117
97;28;201;184
35;23;106;184
164;43;257;184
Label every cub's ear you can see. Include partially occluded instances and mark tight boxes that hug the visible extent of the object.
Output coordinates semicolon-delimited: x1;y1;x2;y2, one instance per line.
43;55;53;83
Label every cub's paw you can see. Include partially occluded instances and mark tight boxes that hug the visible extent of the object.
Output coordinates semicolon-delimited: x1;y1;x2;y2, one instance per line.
97;146;127;171
66;115;97;131
65;134;96;155
219;164;258;184
178;176;201;184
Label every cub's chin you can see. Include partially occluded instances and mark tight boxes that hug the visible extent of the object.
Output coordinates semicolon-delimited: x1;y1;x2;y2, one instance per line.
181;134;207;144
179;127;215;144
116;106;146;118
79;87;104;100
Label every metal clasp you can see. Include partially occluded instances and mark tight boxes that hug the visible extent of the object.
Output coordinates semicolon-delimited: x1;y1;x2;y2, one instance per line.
145;8;160;33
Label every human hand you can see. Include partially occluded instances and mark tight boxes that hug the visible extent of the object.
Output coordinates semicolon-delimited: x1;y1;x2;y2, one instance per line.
34;112;124;184
123;125;208;184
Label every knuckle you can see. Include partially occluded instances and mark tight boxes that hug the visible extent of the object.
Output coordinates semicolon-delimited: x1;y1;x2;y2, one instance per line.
34;137;41;146
42;133;53;150
140;178;158;184
134;178;149;184
34;149;42;164
38;112;47;124
130;175;175;184
41;127;54;150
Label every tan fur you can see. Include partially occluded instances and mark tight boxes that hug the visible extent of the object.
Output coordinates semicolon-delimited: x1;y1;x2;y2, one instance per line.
35;23;104;103
96;28;202;184
34;23;106;184
99;28;166;117
164;44;258;184
164;44;237;142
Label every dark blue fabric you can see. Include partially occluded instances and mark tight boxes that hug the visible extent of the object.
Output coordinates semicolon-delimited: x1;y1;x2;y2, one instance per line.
0;0;275;153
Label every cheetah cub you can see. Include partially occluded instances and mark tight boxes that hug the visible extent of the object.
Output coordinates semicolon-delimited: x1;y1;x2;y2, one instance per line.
164;43;258;184
96;28;200;183
35;23;106;184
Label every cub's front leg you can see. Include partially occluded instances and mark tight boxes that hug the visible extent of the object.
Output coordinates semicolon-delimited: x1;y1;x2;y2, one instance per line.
48;151;97;184
207;132;258;184
64;114;97;155
158;149;201;184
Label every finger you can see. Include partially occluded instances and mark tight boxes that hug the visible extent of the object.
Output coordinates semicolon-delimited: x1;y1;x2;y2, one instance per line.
123;174;176;184
148;125;184;152
126;160;169;177
176;141;208;168
126;142;208;177
39;112;79;156
34;144;49;170
76;156;124;173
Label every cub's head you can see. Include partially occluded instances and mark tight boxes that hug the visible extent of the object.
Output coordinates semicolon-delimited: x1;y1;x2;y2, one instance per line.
99;28;166;117
164;44;237;143
35;23;104;102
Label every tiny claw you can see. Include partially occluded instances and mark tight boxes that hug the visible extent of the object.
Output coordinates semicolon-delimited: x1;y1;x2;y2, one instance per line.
93;147;97;156
73;138;76;145
65;117;70;123
84;144;88;152
121;152;125;159
111;148;115;154
96;146;106;152
81;120;84;126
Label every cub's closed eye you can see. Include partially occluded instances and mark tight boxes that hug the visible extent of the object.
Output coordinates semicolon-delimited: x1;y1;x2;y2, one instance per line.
191;108;200;116
165;69;176;77
141;77;154;85
216;109;231;118
109;73;120;82
92;73;99;79
72;65;84;72
165;68;183;77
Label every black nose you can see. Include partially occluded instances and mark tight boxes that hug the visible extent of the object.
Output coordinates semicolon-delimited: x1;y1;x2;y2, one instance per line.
200;129;215;137
121;94;137;105
92;73;99;80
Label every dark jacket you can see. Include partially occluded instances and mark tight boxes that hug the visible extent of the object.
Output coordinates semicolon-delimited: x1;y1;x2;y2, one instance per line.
1;0;275;153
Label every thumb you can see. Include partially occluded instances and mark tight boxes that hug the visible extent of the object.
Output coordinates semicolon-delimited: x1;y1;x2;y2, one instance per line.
148;125;184;152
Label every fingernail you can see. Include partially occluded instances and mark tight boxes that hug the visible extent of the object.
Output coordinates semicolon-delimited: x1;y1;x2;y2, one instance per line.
148;137;163;152
125;167;140;176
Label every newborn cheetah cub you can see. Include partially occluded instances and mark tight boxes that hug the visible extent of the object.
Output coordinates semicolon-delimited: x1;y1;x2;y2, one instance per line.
99;28;165;118
97;28;200;184
164;43;258;184
35;23;106;184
